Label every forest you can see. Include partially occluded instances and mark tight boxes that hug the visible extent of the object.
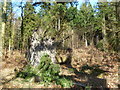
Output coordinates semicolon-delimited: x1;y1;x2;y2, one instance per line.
0;0;120;89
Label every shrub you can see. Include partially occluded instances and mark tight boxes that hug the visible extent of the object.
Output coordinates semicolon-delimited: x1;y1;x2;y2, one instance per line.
16;65;35;79
16;54;73;88
96;40;104;51
56;77;73;88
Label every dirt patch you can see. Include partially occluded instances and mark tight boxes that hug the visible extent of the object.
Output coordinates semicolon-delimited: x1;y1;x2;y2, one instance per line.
70;46;119;88
0;50;27;86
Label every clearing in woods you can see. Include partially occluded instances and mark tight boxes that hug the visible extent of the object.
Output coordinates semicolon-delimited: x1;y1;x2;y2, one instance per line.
0;46;119;89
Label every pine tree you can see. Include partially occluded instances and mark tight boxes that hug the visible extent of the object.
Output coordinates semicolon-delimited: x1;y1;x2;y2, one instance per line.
96;2;119;52
78;2;95;46
22;2;38;50
4;2;15;55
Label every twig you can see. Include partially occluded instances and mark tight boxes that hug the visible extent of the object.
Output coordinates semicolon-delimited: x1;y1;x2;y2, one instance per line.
73;82;86;87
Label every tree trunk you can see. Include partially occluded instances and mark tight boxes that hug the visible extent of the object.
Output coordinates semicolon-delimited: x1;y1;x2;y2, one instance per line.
102;13;108;50
55;20;57;30
8;2;13;56
72;30;74;48
96;35;99;45
85;33;88;47
8;39;11;56
0;3;2;61
58;17;60;31
90;24;94;46
20;1;24;52
0;0;7;61
85;38;88;47
63;31;65;47
11;20;15;51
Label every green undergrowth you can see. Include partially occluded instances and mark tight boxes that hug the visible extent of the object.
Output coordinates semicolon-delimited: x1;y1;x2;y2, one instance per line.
16;54;73;88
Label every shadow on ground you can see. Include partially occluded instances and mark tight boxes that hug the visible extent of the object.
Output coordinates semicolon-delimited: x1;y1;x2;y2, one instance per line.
64;63;109;89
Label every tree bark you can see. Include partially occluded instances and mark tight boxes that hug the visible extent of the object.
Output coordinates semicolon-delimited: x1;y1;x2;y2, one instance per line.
0;3;2;61
8;2;13;56
58;17;60;31
8;39;11;56
72;30;74;48
20;1;24;52
0;0;7;60
102;13;108;50
11;20;15;50
85;32;88;47
90;24;94;46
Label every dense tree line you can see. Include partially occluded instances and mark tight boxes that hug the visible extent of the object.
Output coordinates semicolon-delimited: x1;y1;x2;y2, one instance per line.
0;0;120;58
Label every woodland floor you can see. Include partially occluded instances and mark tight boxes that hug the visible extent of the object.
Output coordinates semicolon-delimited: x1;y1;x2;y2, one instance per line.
0;46;120;89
